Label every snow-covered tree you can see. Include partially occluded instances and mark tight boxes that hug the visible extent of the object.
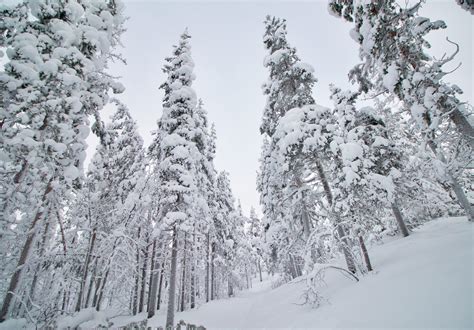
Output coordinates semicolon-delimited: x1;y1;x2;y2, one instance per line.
61;99;147;318
257;16;322;280
153;30;204;328
0;0;125;322
261;15;316;137
248;207;264;282
456;0;474;14
271;102;358;274
328;0;473;221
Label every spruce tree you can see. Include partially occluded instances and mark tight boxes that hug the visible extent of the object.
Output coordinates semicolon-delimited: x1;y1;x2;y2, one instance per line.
258;16;320;280
154;30;201;328
0;0;125;321
261;16;316;137
328;0;473;221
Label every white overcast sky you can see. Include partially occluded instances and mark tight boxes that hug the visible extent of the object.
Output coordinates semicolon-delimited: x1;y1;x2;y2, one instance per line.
84;0;472;216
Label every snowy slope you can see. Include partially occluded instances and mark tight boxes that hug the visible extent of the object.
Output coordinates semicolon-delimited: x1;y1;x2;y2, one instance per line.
3;217;469;329
149;217;473;329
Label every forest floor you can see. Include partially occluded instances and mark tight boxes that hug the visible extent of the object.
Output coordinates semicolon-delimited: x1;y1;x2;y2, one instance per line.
147;216;473;329
4;217;471;329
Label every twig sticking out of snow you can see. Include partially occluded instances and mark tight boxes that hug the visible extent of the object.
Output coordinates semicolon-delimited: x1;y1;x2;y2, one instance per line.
299;265;359;307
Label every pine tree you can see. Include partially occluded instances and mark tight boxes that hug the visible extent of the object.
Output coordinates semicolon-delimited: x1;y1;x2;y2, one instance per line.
154;30;201;328
271;102;357;273
257;16;320;280
0;0;125;321
329;0;473;221
249;207;264;282
261;16;316;137
67;99;146;315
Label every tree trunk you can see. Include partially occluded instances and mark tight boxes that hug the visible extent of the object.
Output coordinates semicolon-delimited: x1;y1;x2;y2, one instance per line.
0;181;52;322
166;229;178;328
427;127;473;222
335;223;356;273
295;257;303;277
95;268;109;311
132;227;141;315
358;235;372;272
76;226;97;312
190;232;196;309
210;242;215;301
56;210;68;254
147;239;159;318
301;202;311;241
245;264;250;289
61;283;71;313
391;202;409;237
180;233;187;312
449;107;474;149
190;264;195;309
85;258;98;308
205;232;210;303
139;234;149;313
228;276;233;297
157;260;165;310
257;259;263;282
287;253;297;279
92;276;102;308
315;158;357;273
447;174;473;222
195;272;200;301
26;213;51;312
293;254;302;277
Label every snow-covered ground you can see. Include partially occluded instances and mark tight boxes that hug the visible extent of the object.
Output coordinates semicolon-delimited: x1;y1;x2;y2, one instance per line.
2;217;471;329
148;216;473;329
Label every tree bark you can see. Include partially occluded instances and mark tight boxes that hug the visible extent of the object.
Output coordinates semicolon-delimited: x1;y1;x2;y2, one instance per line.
147;239;159;318
56;210;67;254
335;223;356;274
228;276;233;297
76;229;96;312
210;242;215;301
295;256;303;277
180;233;187;312
190;264;195;309
84;258;98;308
391;202;409;237
190;232;196;309
257;259;263;282
132;227;141;315
245;264;250;289
449;107;474;149
26;212;51;313
315;159;357;273
0;181;52;322
426;139;473;222
93;238;120;310
166;229;178;328
139;234;149;313
76;197;97;312
95;268;110;311
205;232;210;303
287;253;298;279
301;204;311;241
358;235;372;272
92;276;102;308
156;260;165;311
61;284;70;313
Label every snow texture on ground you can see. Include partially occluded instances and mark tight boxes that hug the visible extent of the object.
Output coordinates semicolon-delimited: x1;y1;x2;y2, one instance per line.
148;216;473;329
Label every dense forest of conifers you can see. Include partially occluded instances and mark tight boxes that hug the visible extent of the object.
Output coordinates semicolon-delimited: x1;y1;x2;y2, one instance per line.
0;0;472;328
